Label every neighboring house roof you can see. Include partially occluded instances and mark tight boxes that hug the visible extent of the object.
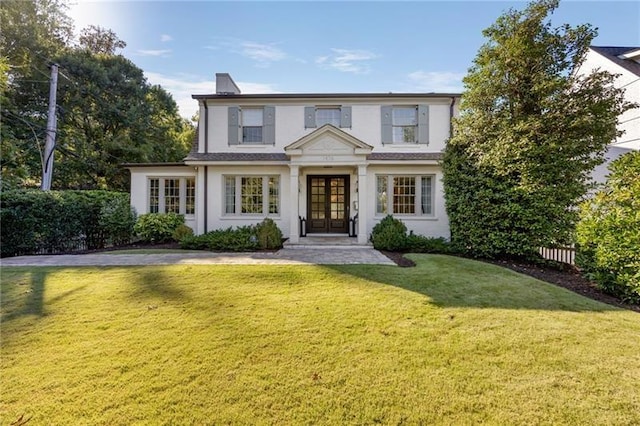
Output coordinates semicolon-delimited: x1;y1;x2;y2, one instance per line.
590;46;640;77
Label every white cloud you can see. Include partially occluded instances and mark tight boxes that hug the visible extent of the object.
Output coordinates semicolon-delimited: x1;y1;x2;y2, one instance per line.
316;48;379;74
145;72;279;119
407;71;465;93
205;38;287;67
160;34;173;42
137;49;172;57
240;42;286;66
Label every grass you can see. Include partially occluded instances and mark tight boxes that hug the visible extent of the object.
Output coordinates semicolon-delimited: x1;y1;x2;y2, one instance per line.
1;254;639;425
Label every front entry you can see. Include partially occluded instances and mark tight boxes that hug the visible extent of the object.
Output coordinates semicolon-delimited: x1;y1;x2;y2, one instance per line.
307;175;350;233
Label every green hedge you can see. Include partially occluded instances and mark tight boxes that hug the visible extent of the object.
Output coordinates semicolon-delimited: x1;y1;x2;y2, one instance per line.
0;190;136;257
134;212;185;243
576;151;640;303
180;219;283;252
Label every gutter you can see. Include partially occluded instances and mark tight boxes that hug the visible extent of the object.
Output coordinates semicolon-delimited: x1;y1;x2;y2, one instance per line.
202;100;209;232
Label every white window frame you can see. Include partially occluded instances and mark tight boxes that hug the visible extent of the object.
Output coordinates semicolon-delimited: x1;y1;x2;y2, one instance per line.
375;174;435;217
315;107;341;127
241;108;264;143
147;177;195;216
223;175;280;217
392;106;418;144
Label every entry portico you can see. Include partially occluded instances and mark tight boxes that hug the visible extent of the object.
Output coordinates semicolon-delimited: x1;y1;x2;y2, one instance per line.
285;124;373;244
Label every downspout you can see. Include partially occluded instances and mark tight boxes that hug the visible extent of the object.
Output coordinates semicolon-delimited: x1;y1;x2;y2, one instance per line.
203;100;209;232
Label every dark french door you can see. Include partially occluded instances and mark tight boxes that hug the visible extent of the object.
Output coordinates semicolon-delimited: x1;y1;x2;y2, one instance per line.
307;175;350;233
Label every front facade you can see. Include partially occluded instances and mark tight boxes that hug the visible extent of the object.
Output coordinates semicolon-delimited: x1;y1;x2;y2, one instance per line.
129;74;460;244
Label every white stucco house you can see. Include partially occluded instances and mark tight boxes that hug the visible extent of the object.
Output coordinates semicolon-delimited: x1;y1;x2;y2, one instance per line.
576;46;640;183
128;73;460;244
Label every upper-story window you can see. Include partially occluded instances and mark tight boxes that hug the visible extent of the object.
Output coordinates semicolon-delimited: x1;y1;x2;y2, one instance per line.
241;108;263;143
392;107;417;143
305;105;351;129
228;106;275;145
316;108;341;127
381;105;429;145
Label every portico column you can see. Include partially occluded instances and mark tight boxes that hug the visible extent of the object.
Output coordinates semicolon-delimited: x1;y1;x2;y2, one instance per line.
289;165;300;244
357;164;368;244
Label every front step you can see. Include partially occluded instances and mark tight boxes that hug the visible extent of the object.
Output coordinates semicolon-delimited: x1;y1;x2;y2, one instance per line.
284;235;370;249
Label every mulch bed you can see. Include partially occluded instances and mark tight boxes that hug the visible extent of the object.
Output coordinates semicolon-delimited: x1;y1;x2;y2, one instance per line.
381;251;639;313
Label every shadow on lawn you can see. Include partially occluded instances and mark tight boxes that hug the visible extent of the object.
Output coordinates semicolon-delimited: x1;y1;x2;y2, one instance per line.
1;269;87;323
129;268;189;302
328;255;621;312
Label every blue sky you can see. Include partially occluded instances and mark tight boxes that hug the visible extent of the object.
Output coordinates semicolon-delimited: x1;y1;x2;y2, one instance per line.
67;1;640;118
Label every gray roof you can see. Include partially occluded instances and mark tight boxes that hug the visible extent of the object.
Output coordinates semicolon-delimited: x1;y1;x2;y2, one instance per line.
184;152;443;162
591;46;640;77
193;92;461;100
185;152;289;162
367;152;443;161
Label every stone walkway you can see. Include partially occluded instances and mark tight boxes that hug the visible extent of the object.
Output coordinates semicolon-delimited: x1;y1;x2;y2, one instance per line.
0;247;395;267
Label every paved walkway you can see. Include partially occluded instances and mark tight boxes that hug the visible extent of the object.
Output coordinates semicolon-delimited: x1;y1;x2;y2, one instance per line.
0;247;395;267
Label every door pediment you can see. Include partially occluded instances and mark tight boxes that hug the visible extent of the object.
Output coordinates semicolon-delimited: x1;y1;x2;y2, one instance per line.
285;125;373;160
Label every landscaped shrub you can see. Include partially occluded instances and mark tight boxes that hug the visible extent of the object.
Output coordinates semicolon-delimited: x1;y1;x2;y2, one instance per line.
405;233;451;254
576;151;640;303
180;226;258;252
172;224;194;242
255;218;283;249
370;215;408;251
99;196;137;246
0;189;131;257
134;213;185;243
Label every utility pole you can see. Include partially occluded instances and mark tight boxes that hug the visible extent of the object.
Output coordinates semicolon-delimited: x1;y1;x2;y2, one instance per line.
41;63;58;191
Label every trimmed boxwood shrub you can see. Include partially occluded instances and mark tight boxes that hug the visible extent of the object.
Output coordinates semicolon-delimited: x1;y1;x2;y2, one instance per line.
576;151;640;303
172;224;194;242
370;215;408;251
255;218;283;250
0;190;133;257
134;213;185;243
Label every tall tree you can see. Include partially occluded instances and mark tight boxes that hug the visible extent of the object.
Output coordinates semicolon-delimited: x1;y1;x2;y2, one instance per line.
54;50;192;190
442;0;632;259
78;25;126;55
0;0;72;189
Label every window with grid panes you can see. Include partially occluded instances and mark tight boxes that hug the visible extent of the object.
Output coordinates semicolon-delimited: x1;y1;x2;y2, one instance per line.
147;177;195;215
376;175;434;216
224;175;280;216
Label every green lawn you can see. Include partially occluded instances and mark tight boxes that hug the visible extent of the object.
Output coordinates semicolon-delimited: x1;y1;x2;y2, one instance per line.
1;255;639;425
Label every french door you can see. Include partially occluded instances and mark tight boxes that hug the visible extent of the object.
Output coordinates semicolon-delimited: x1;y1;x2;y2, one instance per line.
307;175;350;233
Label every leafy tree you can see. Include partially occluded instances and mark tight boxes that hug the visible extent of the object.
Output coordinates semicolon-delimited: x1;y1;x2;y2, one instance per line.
576;151;640;303
0;0;72;189
78;25;126;55
54;50;192;190
1;0;193;190
442;0;632;259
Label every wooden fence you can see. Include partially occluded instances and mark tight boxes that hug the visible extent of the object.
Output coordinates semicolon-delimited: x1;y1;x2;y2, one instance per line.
539;246;576;266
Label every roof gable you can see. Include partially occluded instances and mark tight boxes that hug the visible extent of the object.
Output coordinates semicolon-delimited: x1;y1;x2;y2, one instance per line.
285;124;373;154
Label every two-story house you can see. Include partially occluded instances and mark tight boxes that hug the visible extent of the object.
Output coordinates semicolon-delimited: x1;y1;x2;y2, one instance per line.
128;73;460;245
575;46;640;184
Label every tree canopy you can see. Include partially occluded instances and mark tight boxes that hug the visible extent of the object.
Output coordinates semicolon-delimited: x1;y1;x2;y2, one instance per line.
1;0;193;191
442;0;632;259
